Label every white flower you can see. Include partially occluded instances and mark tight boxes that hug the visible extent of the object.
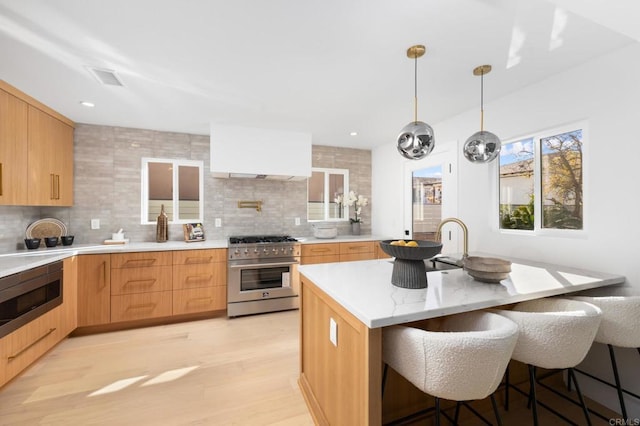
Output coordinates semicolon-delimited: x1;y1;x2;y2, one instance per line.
339;190;368;223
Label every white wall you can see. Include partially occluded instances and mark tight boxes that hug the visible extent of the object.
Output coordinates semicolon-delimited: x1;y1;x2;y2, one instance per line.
372;42;640;415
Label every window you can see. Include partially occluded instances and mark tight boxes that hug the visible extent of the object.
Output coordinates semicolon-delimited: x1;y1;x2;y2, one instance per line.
499;123;585;233
307;168;349;221
141;158;204;224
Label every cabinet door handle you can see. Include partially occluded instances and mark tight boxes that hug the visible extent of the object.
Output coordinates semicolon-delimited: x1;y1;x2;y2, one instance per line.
7;328;56;361
50;173;55;199
55;174;60;200
349;245;368;251
185;257;212;264
126;303;156;311
0;163;3;196
310;248;331;253
123;279;156;288
123;259;157;267
101;261;108;289
185;275;212;283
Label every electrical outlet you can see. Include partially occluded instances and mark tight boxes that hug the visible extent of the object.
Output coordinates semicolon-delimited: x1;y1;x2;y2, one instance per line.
329;318;338;347
91;219;100;230
215;218;222;227
295;217;301;226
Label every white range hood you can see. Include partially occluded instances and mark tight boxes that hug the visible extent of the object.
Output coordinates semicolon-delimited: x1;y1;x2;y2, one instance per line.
210;123;312;180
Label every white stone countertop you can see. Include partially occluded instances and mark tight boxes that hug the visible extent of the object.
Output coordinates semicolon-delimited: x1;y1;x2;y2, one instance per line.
0;236;387;278
0;240;228;278
298;255;626;329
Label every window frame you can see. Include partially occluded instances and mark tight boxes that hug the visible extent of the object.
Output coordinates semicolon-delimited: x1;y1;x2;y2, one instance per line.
496;121;588;238
307;167;350;222
140;158;204;225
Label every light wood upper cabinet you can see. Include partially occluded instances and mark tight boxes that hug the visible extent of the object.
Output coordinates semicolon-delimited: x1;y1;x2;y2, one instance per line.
27;106;74;205
0;80;74;206
0;89;28;205
77;254;111;327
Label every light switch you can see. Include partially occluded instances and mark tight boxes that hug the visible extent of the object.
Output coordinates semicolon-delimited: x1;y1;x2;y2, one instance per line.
215;218;222;227
91;219;100;230
329;317;338;347
295;217;301;226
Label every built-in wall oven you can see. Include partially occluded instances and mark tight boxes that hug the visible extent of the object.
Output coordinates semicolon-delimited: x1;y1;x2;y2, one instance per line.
0;261;63;338
227;236;300;317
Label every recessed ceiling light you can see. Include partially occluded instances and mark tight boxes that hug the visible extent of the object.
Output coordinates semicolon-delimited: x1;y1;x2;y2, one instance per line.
350;132;358;136
80;101;95;107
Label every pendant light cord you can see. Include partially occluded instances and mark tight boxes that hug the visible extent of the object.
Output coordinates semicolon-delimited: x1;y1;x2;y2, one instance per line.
480;71;484;132
414;54;418;123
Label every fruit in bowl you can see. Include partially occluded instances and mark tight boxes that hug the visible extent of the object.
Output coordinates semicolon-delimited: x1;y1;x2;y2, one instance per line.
379;240;443;261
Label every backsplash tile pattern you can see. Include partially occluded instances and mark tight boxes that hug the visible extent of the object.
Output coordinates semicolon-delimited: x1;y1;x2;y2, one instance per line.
0;124;371;252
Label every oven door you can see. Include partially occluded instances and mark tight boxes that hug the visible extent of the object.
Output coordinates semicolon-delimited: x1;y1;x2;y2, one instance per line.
228;258;299;303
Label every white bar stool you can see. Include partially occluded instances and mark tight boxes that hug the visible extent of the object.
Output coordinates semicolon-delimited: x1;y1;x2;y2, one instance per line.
571;295;640;419
382;311;519;425
493;298;602;426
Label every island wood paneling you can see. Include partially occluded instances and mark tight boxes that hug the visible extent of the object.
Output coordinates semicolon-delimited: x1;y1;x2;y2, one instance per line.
299;274;381;425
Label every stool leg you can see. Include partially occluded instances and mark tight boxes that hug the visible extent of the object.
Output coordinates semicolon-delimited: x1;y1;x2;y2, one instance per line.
454;401;461;424
382;363;388;398
435;397;441;426
608;344;628;419
504;364;510;411
528;364;539;426
568;368;592;426
491;394;504;426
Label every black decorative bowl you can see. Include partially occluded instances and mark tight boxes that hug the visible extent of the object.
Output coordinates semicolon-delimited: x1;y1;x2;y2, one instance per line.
379;240;443;289
24;238;41;249
44;236;59;247
61;235;75;246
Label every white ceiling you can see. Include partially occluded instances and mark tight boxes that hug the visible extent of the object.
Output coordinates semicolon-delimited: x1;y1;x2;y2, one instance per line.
0;0;637;150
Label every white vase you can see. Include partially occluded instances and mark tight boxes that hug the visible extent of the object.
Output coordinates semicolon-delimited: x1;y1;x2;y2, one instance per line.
351;222;361;235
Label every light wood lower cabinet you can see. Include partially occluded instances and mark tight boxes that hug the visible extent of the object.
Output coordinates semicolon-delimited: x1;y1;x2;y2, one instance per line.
111;291;173;323
76;248;227;328
301;243;340;265
77;254;111;326
172;249;227;314
339;241;375;262
301;240;382;265
1;257;77;388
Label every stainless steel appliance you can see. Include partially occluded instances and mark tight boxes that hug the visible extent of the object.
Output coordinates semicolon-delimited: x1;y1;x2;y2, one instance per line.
0;261;63;338
227;235;300;317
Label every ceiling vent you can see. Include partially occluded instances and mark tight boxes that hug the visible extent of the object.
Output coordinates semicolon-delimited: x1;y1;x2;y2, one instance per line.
86;67;124;86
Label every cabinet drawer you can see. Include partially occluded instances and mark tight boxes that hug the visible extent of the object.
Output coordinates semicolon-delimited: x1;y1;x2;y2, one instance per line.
339;241;374;255
111;251;172;269
0;307;63;387
111;291;172;323
173;263;226;290
340;253;375;262
173;249;226;265
301;243;340;257
111;266;173;295
173;287;226;315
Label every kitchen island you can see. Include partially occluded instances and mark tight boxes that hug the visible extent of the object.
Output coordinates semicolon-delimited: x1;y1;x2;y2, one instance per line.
297;256;625;425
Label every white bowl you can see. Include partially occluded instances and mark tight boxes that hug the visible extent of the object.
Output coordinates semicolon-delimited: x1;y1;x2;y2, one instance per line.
313;226;337;239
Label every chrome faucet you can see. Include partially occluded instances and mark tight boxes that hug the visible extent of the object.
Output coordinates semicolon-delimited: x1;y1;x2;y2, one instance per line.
435;217;469;258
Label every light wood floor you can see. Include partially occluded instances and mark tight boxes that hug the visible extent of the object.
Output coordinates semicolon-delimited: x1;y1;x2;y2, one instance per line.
0;310;621;425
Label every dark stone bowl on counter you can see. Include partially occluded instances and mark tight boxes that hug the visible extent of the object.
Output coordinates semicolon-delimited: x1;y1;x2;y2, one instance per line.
44;237;59;247
61;235;75;246
24;238;41;249
379;240;443;289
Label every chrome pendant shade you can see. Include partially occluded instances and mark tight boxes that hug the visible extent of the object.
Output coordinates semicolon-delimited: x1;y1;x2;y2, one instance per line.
463;65;501;163
397;45;434;160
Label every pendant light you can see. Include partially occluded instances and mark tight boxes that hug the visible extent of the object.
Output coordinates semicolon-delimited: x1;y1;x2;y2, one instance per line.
397;45;434;160
463;64;501;163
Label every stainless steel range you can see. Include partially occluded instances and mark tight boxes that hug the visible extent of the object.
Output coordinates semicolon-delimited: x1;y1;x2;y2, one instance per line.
227;235;301;317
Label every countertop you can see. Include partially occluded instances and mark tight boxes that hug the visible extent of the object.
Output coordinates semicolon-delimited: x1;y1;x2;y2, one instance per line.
298;255;626;328
0;235;387;278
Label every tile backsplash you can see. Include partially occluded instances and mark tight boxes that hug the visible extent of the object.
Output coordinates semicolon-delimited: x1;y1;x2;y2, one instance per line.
0;124;371;252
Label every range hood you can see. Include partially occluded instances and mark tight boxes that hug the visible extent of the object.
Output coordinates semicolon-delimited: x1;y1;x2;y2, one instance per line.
210;123;312;180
